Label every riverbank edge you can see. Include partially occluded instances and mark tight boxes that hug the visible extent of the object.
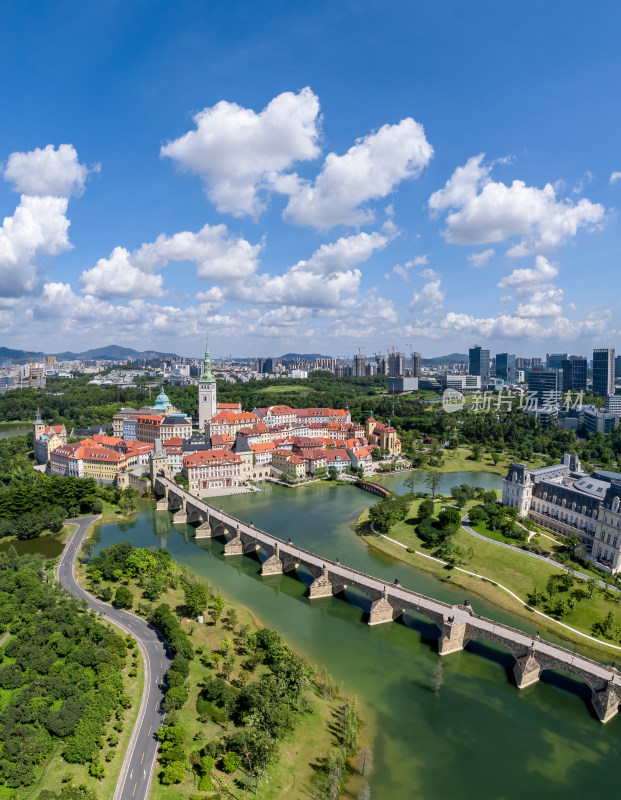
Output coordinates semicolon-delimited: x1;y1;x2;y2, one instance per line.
354;508;620;663
86;508;371;800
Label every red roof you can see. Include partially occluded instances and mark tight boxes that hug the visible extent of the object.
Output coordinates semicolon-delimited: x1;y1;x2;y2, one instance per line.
183;450;241;467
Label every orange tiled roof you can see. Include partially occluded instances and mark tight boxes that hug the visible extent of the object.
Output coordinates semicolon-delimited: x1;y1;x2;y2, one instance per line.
183;449;241;466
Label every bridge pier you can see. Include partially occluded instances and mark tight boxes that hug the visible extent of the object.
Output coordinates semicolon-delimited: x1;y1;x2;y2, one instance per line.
438;616;467;655
171;498;187;524
309;567;334;599
223;526;257;557
262;544;284;576
368;590;399;625
156;497;169;511
591;681;619;724
513;650;541;689
195;511;213;538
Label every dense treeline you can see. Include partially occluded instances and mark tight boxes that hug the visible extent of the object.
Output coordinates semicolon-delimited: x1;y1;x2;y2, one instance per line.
87;543;363;796
0;474;102;524
0;549;130;788
0;437;123;540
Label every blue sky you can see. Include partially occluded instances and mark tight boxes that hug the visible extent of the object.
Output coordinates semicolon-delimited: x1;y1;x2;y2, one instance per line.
1;0;620;358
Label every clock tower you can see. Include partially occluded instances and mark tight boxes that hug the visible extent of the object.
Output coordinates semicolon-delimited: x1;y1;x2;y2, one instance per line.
198;336;217;431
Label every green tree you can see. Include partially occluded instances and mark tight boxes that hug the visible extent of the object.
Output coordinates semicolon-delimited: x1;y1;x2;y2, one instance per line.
425;471;442;497
327;466;339;481
114;585;133;609
222;752;242;773
209;596;225;624
418;498;434;518
183;583;209;618
160;761;186;784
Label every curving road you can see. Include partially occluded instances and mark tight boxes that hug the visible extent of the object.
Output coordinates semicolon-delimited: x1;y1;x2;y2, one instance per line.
57;517;172;800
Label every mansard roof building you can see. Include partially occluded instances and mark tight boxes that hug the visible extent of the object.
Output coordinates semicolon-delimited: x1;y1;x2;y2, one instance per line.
503;453;621;574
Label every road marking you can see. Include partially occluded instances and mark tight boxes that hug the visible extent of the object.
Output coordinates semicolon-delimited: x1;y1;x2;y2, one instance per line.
148;726;152;735
141;752;145;764
132;783;137;797
160;660;162;668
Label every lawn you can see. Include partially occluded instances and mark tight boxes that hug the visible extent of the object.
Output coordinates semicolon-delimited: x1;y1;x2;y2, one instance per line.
439;447;547;476
76;563;350;800
358;502;621;658
254;384;311;395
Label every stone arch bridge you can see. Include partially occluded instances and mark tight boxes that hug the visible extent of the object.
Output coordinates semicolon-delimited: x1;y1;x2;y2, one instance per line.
154;476;621;723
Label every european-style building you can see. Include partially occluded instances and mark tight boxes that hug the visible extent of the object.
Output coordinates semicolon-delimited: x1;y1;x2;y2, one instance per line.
503;453;621;573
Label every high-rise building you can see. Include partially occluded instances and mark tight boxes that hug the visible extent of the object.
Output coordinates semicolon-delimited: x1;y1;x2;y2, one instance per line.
546;353;569;370
388;351;406;376
366;363;378;376
469;345;490;384
28;366;45;388
411;351;422;377
198;337;217;431
529;369;561;406
353;353;367;377
313;357;336;372
260;357;281;373
335;362;352;378
593;348;615;396
375;354;388;375
562;355;588;393
496;353;517;383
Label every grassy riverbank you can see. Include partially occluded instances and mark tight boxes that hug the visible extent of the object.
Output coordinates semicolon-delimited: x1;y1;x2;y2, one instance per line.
428;447;548;476
356;503;621;660
75;543;362;800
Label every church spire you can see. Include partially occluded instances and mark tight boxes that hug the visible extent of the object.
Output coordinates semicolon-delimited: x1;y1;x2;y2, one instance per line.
199;335;215;383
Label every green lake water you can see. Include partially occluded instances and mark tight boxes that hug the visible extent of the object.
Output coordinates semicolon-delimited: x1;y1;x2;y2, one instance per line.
89;477;619;799
0;425;30;440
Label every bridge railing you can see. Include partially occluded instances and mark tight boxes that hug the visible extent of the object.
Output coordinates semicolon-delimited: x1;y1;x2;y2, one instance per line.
160;478;620;685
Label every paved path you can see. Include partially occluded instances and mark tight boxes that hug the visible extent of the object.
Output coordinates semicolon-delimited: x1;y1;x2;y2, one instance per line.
0;632;10;647
461;513;620;593
58;517;172;800
369;523;621;653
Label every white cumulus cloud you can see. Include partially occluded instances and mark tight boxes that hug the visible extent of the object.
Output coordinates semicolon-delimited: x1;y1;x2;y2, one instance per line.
429;154;605;255
279;118;433;228
3;144;94;197
80;247;165;299
0;195;71;296
467;248;495;267
410;278;445;314
610;171;621;185
161;88;321;217
133;224;261;281
79;223;261;298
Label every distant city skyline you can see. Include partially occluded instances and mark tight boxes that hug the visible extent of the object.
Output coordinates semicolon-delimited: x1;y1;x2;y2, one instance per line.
1;2;621;356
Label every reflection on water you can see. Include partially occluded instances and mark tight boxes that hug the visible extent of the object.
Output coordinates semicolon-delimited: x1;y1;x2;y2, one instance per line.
376;469;505;495
0;425;30;440
91;482;620;800
0;533;64;558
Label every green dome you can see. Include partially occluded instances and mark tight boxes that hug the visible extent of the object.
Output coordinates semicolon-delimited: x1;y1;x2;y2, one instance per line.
153;388;171;412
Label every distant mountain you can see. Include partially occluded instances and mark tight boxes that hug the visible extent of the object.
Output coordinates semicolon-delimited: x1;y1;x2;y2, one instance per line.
0;344;180;362
422;353;469;366
280;353;332;361
0;347;45;361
